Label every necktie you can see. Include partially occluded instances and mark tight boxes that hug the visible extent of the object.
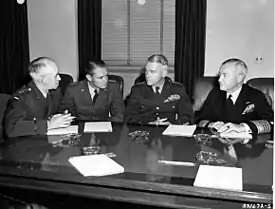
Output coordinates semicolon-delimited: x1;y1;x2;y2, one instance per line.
155;87;160;95
93;89;99;105
226;94;234;108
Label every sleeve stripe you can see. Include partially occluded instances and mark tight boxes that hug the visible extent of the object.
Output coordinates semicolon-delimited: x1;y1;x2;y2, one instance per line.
250;120;271;134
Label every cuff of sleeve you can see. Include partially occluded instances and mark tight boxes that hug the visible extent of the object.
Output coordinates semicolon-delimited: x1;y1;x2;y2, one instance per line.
35;120;47;135
240;123;252;144
247;120;271;134
241;123;252;133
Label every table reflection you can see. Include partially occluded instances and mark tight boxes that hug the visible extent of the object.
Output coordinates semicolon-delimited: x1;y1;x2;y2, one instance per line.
0;123;272;190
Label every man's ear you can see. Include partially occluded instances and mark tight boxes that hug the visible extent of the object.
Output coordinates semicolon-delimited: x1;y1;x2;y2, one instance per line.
30;72;42;82
161;65;168;77
237;72;245;83
86;74;92;81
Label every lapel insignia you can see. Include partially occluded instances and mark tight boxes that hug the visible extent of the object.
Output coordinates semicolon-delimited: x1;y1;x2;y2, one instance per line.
164;94;180;103
242;103;255;114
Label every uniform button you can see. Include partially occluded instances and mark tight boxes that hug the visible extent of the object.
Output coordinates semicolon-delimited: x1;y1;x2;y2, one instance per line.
172;106;175;108
156;112;159;116
156;107;159;110
157;117;160;120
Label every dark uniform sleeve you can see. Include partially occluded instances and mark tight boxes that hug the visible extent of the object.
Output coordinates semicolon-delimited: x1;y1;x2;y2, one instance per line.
110;83;125;122
4;95;47;138
124;86;143;124
58;86;77;116
196;88;218;126
175;85;194;124
246;91;274;134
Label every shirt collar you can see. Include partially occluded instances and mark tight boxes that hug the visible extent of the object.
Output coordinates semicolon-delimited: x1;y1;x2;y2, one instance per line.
87;81;99;95
227;85;242;104
152;78;165;93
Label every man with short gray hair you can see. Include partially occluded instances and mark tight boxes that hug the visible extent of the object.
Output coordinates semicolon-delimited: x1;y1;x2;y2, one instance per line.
4;57;74;138
197;58;273;138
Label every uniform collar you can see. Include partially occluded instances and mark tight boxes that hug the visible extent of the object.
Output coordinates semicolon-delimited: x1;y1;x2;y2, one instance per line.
226;85;243;104
152;78;166;93
84;80;108;94
28;81;48;99
87;81;97;93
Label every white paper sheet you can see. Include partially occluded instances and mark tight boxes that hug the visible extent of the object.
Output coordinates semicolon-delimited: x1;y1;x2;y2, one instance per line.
84;122;112;133
193;165;243;191
162;125;196;137
69;154;124;177
46;125;78;135
220;131;252;139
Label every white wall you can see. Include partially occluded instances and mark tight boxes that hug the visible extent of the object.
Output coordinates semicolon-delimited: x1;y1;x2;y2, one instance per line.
27;0;78;81
27;0;274;95
205;0;274;80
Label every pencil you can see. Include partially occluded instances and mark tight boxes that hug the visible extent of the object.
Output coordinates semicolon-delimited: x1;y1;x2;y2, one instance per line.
158;160;197;166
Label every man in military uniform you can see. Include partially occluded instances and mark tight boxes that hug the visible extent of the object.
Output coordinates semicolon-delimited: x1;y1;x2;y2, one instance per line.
125;54;193;125
4;57;74;138
197;58;273;139
58;60;125;122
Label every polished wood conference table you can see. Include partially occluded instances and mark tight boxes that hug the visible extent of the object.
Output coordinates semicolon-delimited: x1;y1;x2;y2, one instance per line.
0;123;273;208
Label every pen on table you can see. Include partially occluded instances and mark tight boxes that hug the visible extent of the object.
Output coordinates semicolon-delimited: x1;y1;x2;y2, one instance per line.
158;160;197;167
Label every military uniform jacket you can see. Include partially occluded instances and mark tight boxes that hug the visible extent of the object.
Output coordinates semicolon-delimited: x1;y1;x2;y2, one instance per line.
58;80;125;122
125;78;194;125
197;84;274;134
4;81;62;138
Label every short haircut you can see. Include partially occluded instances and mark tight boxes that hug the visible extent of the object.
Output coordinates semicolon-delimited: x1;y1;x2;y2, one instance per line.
147;54;168;66
85;60;106;76
28;57;56;74
220;58;248;76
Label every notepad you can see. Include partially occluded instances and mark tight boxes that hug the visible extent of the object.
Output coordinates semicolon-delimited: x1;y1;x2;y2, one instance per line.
84;122;112;133
220;131;252;139
69;154;124;177
162;125;196;137
47;125;78;135
194;165;243;191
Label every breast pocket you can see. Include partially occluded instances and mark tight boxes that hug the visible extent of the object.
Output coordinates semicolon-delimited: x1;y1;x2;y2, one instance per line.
163;101;177;111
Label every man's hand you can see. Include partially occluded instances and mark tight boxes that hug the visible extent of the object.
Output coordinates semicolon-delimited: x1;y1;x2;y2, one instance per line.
47;112;75;130
208;121;225;130
49;110;70;120
148;118;171;126
217;122;246;133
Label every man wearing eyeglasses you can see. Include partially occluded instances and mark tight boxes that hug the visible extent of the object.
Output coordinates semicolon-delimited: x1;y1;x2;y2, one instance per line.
59;60;125;122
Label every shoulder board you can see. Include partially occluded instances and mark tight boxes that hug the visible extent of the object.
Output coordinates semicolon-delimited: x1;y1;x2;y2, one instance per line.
172;81;183;86
109;80;116;83
135;81;146;86
16;87;32;94
13;87;32;100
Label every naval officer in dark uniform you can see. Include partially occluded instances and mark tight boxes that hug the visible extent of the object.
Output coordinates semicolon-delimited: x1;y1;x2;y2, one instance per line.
125;54;193;125
4;57;75;138
58;60;125;122
197;58;273;139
